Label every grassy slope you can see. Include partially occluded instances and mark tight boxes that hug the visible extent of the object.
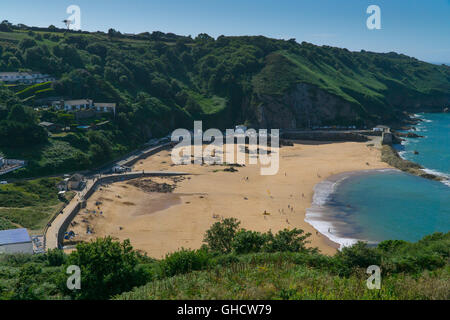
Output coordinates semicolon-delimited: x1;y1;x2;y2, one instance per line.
0;178;72;233
117;261;449;300
117;232;450;300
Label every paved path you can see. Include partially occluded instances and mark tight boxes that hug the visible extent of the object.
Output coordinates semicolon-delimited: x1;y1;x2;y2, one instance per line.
44;170;189;250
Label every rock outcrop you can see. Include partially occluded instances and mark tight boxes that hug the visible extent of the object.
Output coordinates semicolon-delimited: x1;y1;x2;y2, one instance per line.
248;83;361;129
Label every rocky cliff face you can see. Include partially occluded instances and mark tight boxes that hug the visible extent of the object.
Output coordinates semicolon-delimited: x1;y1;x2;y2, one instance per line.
383;86;450;113
243;82;450;129
247;83;361;129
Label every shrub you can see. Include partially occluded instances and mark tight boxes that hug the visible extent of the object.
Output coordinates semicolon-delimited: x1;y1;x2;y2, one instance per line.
63;237;146;300
46;249;66;267
263;228;313;253
232;230;268;254
158;248;211;278
335;242;381;276
12;263;42;300
203;218;240;254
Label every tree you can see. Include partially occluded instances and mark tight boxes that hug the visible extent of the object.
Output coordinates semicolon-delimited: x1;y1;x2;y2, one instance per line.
0;120;48;147
46;248;66;267
87;131;112;162
0;21;12;32
203;218;240;254
108;28;121;40
7;56;21;70
196;33;214;42
64;237;145;299
334;241;381;276
8;105;30;122
19;38;37;51
232;230;268;254
12;264;42;300
263;228;313;253
184;96;202;115
57;113;74;127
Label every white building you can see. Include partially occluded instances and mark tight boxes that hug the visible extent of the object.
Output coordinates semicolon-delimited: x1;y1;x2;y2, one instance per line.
51;100;116;116
61;99;93;111
0;228;33;254
373;125;390;133
0;72;55;84
0;158;26;176
235;125;247;133
94;102;116;115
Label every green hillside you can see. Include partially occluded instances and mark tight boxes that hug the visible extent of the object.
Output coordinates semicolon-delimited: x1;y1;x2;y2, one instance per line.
0;22;449;176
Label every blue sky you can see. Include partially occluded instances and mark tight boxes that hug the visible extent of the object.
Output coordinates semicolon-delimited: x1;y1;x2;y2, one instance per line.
1;0;449;62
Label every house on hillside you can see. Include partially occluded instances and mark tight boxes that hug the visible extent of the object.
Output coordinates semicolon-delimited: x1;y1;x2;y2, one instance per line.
51;100;116;117
56;178;69;192
39;121;62;133
61;99;93;111
68;174;84;190
0;228;33;254
94;102;116;116
57;174;84;191
0;72;55;84
0;158;26;176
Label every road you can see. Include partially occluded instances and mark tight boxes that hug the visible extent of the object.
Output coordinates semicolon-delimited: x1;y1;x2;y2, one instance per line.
44;171;189;250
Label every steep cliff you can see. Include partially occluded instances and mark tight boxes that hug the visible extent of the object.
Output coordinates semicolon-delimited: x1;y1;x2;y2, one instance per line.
244;49;450;129
249;83;362;129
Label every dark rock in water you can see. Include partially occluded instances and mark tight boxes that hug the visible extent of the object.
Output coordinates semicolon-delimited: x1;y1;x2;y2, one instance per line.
396;131;424;138
406;132;424;138
414;150;419;155
391;134;403;144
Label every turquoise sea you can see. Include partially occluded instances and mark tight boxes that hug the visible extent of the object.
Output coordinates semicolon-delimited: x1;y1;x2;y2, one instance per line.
397;112;450;182
306;113;450;247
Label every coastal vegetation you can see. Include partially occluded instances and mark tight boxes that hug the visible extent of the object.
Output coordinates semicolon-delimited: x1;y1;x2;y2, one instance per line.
0;219;448;300
1;22;449;177
0;178;72;232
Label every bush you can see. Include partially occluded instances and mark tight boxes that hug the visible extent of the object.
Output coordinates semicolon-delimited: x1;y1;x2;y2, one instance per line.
263;228;313;253
12;263;42;300
158;248;211;278
203;218;240;254
63;237;147;300
231;230;267;254
335;242;381;276
46;249;66;267
204;219;315;255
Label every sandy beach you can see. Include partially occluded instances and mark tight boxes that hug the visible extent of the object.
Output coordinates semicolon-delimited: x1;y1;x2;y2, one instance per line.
67;140;391;258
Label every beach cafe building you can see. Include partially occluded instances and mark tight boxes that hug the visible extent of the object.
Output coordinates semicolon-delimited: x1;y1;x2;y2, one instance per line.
0;228;33;254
